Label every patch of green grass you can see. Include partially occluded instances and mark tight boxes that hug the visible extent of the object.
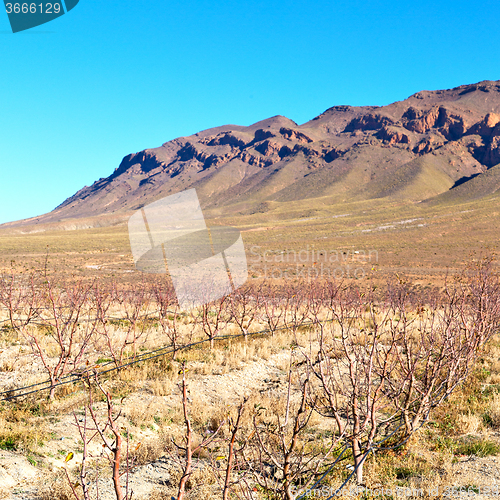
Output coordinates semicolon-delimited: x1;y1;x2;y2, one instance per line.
368;449;432;488
430;435;456;453
96;358;113;364
394;465;422;480
465;485;480;494
121;429;133;440
108;319;131;328
431;434;499;457
455;437;500;457
483;413;494;427
0;435;18;450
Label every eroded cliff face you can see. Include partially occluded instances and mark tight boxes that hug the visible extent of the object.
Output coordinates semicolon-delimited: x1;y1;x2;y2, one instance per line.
32;80;500;223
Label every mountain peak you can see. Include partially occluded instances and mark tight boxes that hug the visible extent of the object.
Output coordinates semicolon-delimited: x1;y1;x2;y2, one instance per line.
16;80;500;227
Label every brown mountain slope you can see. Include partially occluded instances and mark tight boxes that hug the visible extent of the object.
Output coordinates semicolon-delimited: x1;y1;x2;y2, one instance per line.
14;80;500;226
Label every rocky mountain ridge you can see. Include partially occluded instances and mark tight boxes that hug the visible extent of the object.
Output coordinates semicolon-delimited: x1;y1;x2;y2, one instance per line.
9;80;500;226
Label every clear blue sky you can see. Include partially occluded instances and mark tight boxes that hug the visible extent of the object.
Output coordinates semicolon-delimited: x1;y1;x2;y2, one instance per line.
1;0;499;224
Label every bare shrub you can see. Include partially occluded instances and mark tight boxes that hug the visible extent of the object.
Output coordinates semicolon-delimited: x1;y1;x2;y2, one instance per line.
259;281;288;336
106;282;154;365
198;296;231;349
152;280;187;358
245;357;341;500
63;374;135;500
229;282;261;338
13;277;98;399
172;365;223;500
306;261;500;484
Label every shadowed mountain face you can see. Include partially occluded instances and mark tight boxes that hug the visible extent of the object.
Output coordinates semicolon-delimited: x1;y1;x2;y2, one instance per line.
20;80;500;225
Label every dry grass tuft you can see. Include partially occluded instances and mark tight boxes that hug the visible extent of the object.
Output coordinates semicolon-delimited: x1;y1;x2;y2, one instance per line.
0;399;49;453
38;470;75;500
455;413;484;435
129;436;168;466
488;393;500;427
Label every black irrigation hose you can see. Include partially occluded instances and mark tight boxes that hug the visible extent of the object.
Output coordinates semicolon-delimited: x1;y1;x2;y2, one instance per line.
0;314;469;406
0;310;484;499
0;311;209;394
315;370;473;499
295;445;350;500
0;318;331;401
323;422;407;500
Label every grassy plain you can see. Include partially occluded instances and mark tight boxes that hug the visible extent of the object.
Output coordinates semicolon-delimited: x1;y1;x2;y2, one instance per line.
1;193;499;284
0;195;500;499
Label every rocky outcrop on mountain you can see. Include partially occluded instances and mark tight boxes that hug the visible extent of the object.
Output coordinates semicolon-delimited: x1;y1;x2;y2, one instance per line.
469;113;500;135
401;106;468;140
344;113;394;132
10;80;500;227
279;127;314;143
486;137;500;166
199;131;248;148
376;126;411;145
413;137;443;155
